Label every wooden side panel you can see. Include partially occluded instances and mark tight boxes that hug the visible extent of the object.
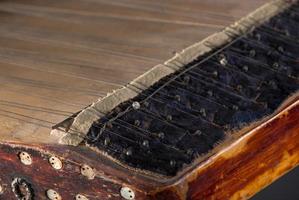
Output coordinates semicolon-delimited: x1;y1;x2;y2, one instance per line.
0;143;149;199
151;100;299;200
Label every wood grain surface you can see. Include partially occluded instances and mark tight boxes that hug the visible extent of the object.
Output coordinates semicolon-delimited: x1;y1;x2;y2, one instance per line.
0;0;269;144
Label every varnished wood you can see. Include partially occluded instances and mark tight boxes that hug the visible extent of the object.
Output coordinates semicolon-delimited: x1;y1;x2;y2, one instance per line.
152;96;299;200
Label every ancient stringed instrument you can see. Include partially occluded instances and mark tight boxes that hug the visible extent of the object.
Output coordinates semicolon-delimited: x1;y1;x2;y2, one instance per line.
0;0;298;199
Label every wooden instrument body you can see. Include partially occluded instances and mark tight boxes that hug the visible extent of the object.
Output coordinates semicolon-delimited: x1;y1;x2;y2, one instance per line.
0;97;298;200
0;0;298;199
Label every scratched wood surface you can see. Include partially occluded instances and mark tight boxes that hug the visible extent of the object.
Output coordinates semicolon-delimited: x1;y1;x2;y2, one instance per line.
0;0;269;143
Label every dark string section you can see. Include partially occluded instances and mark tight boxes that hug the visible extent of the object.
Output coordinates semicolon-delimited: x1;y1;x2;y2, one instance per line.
84;4;299;176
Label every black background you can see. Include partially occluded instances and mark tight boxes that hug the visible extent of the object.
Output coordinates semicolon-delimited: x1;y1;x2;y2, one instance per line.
252;166;299;200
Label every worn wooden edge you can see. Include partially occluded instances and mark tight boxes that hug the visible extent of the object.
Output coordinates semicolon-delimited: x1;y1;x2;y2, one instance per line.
148;97;299;199
52;0;294;147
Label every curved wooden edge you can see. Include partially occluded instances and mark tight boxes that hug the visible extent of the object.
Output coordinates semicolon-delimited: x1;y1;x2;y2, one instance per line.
149;99;299;200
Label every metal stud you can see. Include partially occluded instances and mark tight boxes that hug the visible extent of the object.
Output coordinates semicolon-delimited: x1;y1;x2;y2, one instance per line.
106;122;113;129
166;115;172;121
134;120;140;126
212;71;218;77
142;140;149;148
236;85;243;92
255;33;261;41
219;56;228;66
200;108;206;117
143;101;149;107
233;105;239;110
268;81;277;89
120;187;135;200
104;137;111;146
76;194;89;200
80;164;95;180
170;160;176;167
19;152;32;165
174;95;181;102
49;156;63;170
46;189;62;200
186;149;194;156
158;132;165;139
183;75;190;84
272;62;279;69
125;147;133;156
278;46;284;53
249;49;256;57
132;101;140;110
242;65;248;72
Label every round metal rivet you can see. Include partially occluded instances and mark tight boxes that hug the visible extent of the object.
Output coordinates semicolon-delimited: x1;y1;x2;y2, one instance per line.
212;71;218;77
132;101;140;110
19;152;32;165
158;132;165;139
220;57;228;66
142;140;149;148
272;62;279;69
174;95;181;101
255;33;261;41
80;164;95;180
243;65;248;72
233;105;239;110
104;137;111;146
76;194;89;200
49;156;63;170
134;120;140;126
125;147;133;156
200;108;206;117
183;75;190;84
170;160;176;167
143;101;149;107
249;49;256;57
278;46;284;53
120;187;135;200
46;189;62;200
166;115;172;121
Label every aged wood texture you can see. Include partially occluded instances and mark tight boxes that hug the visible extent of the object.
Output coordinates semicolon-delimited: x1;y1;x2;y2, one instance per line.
1;1;298;200
0;97;298;200
0;142;146;199
0;0;268;143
